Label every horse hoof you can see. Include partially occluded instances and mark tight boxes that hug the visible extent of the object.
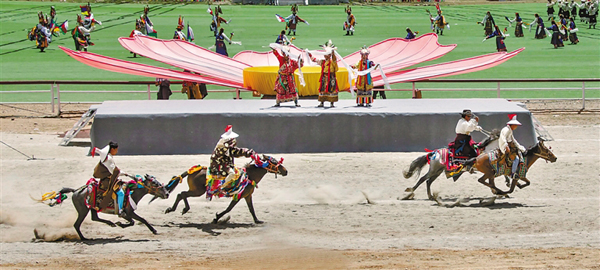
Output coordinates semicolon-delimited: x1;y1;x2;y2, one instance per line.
401;192;415;200
404;187;414;192
152;230;158;235
108;222;117;227
165;208;173;214
211;219;218;224
254;220;264;224
181;208;189;215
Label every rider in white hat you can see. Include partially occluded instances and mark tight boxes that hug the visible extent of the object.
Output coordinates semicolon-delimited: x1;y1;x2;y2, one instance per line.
209;125;257;194
498;114;526;178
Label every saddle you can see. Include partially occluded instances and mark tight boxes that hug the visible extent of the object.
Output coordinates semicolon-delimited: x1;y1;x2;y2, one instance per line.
85;178;134;213
426;148;466;178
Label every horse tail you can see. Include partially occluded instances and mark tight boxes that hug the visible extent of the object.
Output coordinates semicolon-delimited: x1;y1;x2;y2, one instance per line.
32;187;76;207
403;152;433;179
165;172;188;194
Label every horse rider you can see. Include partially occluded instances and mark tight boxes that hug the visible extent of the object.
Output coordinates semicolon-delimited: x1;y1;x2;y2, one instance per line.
93;141;128;217
498;114;527;179
453;109;482;158
209;125;258;193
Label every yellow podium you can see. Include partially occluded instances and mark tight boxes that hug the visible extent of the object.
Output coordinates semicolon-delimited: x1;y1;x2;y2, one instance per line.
243;66;350;96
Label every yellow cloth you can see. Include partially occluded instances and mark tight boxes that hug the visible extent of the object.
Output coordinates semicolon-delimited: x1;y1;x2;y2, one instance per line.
243;66;349;96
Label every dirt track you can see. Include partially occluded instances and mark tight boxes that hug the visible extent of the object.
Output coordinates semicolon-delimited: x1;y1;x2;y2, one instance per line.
0;102;599;269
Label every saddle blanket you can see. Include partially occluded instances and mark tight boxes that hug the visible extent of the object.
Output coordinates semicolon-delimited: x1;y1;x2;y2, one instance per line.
206;167;255;201
488;151;528;178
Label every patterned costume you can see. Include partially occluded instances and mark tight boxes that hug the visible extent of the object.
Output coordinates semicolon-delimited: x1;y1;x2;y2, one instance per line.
508;13;524;37
498;115;526;178
286;4;308;36
568;18;579;44
548;21;565;48
215;28;232;56
481;12;496;36
485;26;507;52
209;125;256;194
431;11;448;35
173;16;186;40
354;47;375;106
209;5;230;36
140;5;157;37
531;14;547;39
72;14;93;51
92;142;127;216
344;6;356;36
29;12;51;52
311;41;339;107
273;48;301;106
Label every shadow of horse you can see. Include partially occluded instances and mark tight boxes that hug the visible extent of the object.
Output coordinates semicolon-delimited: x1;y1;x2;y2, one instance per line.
159;221;258;236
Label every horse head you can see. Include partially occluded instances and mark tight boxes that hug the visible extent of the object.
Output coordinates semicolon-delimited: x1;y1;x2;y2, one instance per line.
137;174;169;199
533;138;557;163
259;154;288;176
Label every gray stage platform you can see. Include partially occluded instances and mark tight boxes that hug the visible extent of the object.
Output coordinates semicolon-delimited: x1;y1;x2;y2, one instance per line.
90;99;538;155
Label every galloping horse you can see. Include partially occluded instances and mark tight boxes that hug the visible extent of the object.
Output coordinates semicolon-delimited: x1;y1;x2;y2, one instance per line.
37;174;168;240
164;155;287;224
403;130;499;200
474;138;557;195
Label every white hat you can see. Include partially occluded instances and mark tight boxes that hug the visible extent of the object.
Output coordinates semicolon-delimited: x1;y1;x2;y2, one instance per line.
360;45;370;55
221;125;239;139
91;144;110;161
506;114;522;126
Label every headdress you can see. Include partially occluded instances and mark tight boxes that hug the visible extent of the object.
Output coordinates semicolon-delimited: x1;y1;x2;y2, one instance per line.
291;4;298;13
76;14;83;25
144;5;149;14
506;114;522;126
50;6;56;17
221;125;239;139
38;11;45;24
360;45;370;55
177;15;184;30
345;5;352;14
215;5;222;15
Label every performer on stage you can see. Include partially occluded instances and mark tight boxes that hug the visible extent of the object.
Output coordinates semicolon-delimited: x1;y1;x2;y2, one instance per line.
484;25;507;52
72;14;94;51
568;16;580;44
310;40;339;107
215;28;233;57
272;46;302;107
479;11;496;36
548;20;565;48
507;13;524;37
343;5;356;36
285;4;309;36
547;0;557;21
352;46;375;107
209;5;230;36
173;16;186;40
405;27;418;39
531;14;547;39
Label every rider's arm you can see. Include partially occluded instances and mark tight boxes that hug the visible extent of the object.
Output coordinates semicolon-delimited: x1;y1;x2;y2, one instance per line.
230;147;256;158
498;127;510;154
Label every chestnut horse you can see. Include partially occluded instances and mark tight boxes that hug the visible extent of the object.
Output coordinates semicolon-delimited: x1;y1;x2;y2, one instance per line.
163;155;287;224
37;174;169;240
474;138;557;195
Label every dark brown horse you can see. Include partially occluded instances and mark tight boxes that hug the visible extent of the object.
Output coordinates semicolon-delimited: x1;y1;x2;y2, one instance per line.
474;138;557;195
37;174;169;240
164;155;287;224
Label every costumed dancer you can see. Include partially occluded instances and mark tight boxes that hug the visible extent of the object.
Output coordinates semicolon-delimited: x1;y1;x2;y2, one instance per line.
275;30;292;45
310;40;339;108
578;0;588;23
588;0;599;28
548;20;565;48
47;6;68;37
80;3;101;44
547;0;557;21
72;14;94;51
129;19;145;57
430;9;448;35
29;12;51;52
452;109;482;171
558;0;570;19
559;14;570;40
156;78;172;100
181;70;204;99
173;16;186;40
483;25;508;52
141;5;157;37
215;28;233;57
209;5;230;36
568;16;580;44
91;141;129;218
285;4;309;36
570;0;579;19
344;5;356;36
208;125;257;197
352;46;375;107
272;45;303;107
405;27;419;39
507;13;525;37
479;11;496;36
498;115;526;179
531;13;548;39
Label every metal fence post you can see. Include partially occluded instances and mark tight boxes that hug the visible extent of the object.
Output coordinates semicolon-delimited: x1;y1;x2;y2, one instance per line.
56;83;61;114
51;83;55;114
497;82;501;98
582;81;586;111
148;84;151;100
236;89;240;100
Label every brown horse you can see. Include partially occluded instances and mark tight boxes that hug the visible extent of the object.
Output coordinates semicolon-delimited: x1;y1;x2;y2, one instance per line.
474;138;557;195
163;155;287;224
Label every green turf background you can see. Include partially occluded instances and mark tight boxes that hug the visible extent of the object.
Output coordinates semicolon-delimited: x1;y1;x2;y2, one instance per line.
1;1;598;102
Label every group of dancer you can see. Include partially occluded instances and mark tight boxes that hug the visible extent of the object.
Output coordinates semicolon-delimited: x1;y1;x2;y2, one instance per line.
28;6;68;52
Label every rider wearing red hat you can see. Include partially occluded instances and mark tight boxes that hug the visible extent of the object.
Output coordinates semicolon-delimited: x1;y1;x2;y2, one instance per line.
499;114;526;178
209;125;257;194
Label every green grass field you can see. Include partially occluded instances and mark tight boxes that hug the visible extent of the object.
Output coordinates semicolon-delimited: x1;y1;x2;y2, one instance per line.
1;1;599;102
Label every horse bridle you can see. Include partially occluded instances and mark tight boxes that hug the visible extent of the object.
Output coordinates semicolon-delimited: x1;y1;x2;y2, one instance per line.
263;157;284;175
134;175;164;195
532;144;554;161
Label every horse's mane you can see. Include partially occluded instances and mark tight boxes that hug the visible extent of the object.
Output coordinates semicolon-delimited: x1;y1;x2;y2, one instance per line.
525;142;541;156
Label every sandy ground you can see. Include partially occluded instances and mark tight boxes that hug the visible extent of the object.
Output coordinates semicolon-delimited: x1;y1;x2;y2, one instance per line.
0;102;599;269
